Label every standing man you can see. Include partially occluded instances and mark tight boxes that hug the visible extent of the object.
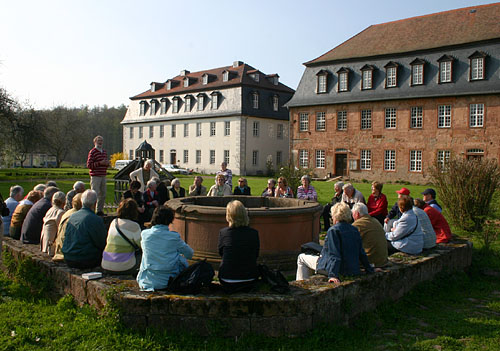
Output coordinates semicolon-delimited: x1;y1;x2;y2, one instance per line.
87;135;109;216
215;162;232;189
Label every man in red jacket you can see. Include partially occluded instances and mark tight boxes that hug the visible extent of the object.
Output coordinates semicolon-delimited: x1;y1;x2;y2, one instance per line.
86;136;110;216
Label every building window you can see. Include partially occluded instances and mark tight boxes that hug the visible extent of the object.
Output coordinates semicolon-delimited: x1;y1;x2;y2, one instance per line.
198;94;205;111
360;109;372;130
223;71;229;82
252;150;259;166
183;123;189;137
299;113;309;132
252;92;259;109
469;51;487;80
211;92;219;109
411;63;424;86
183;150;189;163
196;122;202;137
150;100;157;115
171;124;176;138
196;150;201;164
316;70;328;93
202;74;208;85
139;101;147;116
210;122;216;136
385;62;398;88
149;126;153;138
183;78;189;87
159;150;164;163
338;72;348;92
224;150;230;165
437;150;450;170
277;124;284;139
185;96;191;112
360;150;371;170
410;150;422;172
159;125;164;138
337;110;347;131
139;126;143;139
224;121;230;136
273;95;279;112
470;103;484;127
299;150;308;168
438;55;453;83
129;150;133;160
210;150;215;164
361;65;374;90
172;98;179;113
384;150;396;171
315;150;325;168
253;121;260;137
160;98;168;114
438;105;451;128
385;108;397;129
410;107;423;129
316;112;326;131
129;127;134;139
276;151;282;165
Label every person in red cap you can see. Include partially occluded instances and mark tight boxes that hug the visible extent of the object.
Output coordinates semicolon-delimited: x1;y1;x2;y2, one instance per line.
384;187;410;232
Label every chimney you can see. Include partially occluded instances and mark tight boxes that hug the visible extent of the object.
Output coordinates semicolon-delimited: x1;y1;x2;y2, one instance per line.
180;69;190;76
233;61;244;68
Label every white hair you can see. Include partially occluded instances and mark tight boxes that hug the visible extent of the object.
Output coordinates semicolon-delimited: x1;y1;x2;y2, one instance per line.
352;203;369;216
34;184;46;192
10;185;24;198
145;159;154;168
81;189;98;209
150;176;161;185
52;191;66;207
301;175;311;182
146;179;156;189
73;181;85;191
171;178;180;187
334;181;344;190
342;182;354;191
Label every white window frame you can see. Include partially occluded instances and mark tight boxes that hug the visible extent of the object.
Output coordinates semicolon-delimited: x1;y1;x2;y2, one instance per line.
360;109;372;130
362;69;372;90
315;150;325;168
253;121;260;137
412;64;423;85
223;71;229;82
317;74;327;93
184;78;189;87
384;150;396;171
410;106;423;129
224;121;230;136
209;150;215;164
183;150;189;163
410;150;422;172
360;150;371;170
224;150;230;165
198;95;205;111
338;72;348;92
385;108;397;129
252;92;259;109
469;104;484;127
210;122;216;136
211;93;218;110
299;113;309;132
252;150;259;166
316;112;326;131
129;127;134;139
159;125;164;138
273;95;279;112
185;97;191;112
196;150;201;164
299;149;308;168
139;126;143;139
386;66;397;87
171;124;176;138
161;99;168;114
437;150;451;170
172;98;179;113
150;100;156;116
159;150;164;163
439;61;452;83
337;111;347;131
438;105;451;128
139;101;147;116
183;123;189;137
196;122;202;137
470;57;484;80
202;74;208;85
149;126;154;138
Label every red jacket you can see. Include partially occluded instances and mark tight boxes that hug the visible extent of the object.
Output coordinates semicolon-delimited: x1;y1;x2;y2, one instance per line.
367;193;388;218
423;204;451;243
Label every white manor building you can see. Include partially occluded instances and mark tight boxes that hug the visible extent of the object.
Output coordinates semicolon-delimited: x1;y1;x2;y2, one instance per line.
122;61;294;175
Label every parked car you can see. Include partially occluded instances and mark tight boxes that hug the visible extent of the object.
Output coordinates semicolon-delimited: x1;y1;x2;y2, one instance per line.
115;160;133;170
161;164;191;175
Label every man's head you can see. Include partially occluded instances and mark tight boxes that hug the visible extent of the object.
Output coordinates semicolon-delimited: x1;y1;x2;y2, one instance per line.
343;183;355;198
334;181;344;195
129;180;141;193
146;179;157;191
267;179;276;188
144;159;154;171
396;187;410;199
194;176;203;187
93;135;103;148
422;188;436;202
221;162;227;171
81;190;98;211
10;185;24;201
352;203;369;221
73;181;85;193
44;186;60;200
34;184;46;192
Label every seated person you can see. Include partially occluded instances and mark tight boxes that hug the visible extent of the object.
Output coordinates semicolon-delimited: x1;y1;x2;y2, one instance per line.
2;185;24;235
188;176;207;196
297;175;317;201
261;179;276;197
9;190;43;240
274;177;294;198
352;203;388;268
143;179;159;222
102;198;142;275
129;159;159;192
20;186;60;244
62;190;107;269
296;202;374;283
384;188;409;232
40;191;66;256
53;193;83;262
152;177;170;205
414;198;451;243
422;188;442;212
341;182;365;208
169;178;186;199
218;200;260;293
367;181;388;225
64;181;85;211
412;201;436;249
385;197;424;255
322;181;343;232
233;178;251;195
124;180;146;227
137;206;194;291
208;174;232;196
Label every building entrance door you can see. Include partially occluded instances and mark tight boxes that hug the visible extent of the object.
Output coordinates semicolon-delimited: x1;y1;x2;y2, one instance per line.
170;151;177;164
335;154;347;176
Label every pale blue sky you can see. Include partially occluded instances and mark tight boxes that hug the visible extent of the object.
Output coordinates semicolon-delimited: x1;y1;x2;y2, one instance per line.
0;0;497;108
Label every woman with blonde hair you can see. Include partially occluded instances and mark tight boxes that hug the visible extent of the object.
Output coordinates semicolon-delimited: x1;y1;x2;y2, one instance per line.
218;200;260;293
40;191;66;256
274;177;294;198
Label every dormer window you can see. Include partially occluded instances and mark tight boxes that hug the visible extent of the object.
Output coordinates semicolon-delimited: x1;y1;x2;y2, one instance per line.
202;74;209;85
252;92;259;109
337;67;350;92
197;93;206;111
166;80;172;90
172;97;180;113
272;95;279;112
211;91;219;110
316;70;328;93
251;73;259;82
150;82;157;92
360;65;374;90
384;62;398;88
223;70;229;82
273;76;279;85
183;77;189;87
160;98;168;114
150;100;158;116
184;95;192;112
410;58;425;86
469;51;487;81
438;55;454;83
139;101;147;116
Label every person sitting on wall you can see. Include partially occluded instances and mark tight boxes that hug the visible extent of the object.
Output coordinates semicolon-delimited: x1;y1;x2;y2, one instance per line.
414;198;452;243
169;178;186;199
385;197;424;255
261;179;276;197
367;181;388;226
322;181;344;232
129;159;159;192
208;174;232;196
188;176;207;197
62;190;107;269
143;179;160;222
218;200;260;293
123;180;146;226
137;206;194;291
40;191;66;256
20;186;60;244
9;190;43;240
384;187;410;232
215;162;232;189
352;203;388;268
64;181;85;211
152;177;170;205
297;175;317;201
421;188;442;212
274;177;294;198
341;182;366;209
53;193;83;262
233;178;251;196
412;200;437;250
2;185;24;236
296;202;374;283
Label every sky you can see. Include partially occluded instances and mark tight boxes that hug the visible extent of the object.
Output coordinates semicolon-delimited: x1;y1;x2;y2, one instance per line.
0;0;497;109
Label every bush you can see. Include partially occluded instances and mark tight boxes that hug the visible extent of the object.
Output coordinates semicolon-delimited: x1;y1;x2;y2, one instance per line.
278;160;312;196
110;152;128;168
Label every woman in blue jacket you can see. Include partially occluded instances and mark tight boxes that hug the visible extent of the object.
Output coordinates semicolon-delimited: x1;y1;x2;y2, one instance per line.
137;206;193;291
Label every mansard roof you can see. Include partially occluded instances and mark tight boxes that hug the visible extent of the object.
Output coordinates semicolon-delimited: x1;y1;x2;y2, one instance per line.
306;3;500;66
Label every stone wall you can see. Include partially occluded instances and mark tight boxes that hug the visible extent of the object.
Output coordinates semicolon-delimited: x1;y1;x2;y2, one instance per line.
1;237;472;337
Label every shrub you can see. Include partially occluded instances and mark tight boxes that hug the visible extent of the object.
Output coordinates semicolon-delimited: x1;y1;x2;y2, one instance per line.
110;152;128;168
278;160;313;196
265;155;274;177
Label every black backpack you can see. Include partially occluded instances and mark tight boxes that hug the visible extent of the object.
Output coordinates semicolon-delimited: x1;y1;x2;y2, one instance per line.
167;259;215;294
0;193;9;217
258;264;290;294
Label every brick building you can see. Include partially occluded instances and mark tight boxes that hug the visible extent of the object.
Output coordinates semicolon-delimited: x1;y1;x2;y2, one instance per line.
286;3;500;183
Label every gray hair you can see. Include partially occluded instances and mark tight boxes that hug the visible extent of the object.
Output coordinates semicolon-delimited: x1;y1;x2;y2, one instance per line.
342;182;354;191
81;190;98;209
301;175;311;183
46;180;58;187
10;185;24;198
146;179;157;189
268;179;276;186
171;178;180;187
145;159;154;168
34;184;46;192
73;181;85;191
352;203;369;216
331;202;352;223
44;186;60;200
151;176;161;185
334;181;344;190
52;191;66;207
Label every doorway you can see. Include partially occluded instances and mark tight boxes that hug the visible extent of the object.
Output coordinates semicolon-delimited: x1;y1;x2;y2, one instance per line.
170;150;177;164
335;154;347;176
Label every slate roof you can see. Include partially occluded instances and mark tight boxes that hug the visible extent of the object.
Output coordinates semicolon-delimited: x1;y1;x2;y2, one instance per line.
306;2;500;66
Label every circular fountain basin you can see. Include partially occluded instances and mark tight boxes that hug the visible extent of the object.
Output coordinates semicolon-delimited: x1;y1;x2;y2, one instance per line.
166;196;322;270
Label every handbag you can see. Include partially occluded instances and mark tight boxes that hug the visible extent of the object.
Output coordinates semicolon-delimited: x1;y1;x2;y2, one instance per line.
258;264;290;293
300;241;323;256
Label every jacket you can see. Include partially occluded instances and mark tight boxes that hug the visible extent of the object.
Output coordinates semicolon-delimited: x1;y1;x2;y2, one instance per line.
233;186;251;196
218;226;260;280
20;198;52;244
129;168;159;192
367;193;388;218
188;184;208;196
352;215;388;267
101;218;142;272
385;209;424;254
